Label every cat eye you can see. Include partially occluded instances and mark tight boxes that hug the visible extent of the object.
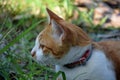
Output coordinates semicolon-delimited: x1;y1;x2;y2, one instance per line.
39;44;44;49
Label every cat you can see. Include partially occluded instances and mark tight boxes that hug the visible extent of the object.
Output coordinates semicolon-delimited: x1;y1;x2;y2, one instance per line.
31;8;120;80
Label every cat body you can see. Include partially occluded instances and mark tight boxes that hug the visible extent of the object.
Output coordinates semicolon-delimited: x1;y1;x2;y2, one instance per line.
31;8;120;80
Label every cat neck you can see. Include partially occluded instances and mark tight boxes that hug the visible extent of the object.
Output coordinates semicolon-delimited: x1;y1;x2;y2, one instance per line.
56;44;92;66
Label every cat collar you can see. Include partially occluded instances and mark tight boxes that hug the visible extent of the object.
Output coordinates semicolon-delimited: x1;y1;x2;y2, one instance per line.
64;48;92;68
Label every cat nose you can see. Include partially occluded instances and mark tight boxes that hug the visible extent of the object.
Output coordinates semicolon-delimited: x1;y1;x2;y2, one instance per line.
31;51;36;57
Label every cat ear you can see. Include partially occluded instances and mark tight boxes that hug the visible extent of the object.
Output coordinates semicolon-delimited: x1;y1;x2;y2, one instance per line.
51;19;64;43
46;8;65;43
46;8;63;24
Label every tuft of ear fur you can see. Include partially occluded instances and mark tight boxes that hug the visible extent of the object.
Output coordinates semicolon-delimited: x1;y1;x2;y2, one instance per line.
51;19;64;44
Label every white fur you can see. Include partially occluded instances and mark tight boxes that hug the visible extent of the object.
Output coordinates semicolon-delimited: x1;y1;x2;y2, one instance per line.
56;49;116;80
31;37;116;80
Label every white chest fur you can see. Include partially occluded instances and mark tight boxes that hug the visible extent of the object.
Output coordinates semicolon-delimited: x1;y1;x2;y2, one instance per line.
56;49;116;80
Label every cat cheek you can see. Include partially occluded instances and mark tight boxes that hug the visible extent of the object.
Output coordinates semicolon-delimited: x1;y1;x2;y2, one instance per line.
36;48;44;60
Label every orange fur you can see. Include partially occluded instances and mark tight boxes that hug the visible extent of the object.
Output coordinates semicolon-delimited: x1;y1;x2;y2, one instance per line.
38;25;70;58
38;8;92;58
46;8;92;46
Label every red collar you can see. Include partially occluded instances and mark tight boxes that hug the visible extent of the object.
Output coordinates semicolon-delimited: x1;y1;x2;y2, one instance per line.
64;49;92;68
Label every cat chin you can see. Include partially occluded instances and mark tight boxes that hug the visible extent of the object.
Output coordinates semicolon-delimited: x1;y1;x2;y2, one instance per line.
35;47;69;65
35;52;65;65
36;56;57;65
35;50;56;65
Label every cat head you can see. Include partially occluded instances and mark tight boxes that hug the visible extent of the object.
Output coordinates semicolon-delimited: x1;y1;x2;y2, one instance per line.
31;8;91;65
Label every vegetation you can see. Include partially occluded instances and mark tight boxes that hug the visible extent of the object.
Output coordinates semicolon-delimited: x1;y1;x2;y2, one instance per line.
0;0;119;80
0;0;74;80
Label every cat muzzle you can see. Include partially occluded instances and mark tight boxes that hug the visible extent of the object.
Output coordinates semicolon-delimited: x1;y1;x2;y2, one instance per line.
31;51;36;57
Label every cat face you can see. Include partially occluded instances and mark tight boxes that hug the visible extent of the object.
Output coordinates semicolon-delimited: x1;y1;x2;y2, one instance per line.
31;8;91;65
31;25;70;65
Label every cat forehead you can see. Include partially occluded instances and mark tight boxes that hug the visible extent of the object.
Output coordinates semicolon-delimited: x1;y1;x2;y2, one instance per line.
38;26;51;38
37;27;53;43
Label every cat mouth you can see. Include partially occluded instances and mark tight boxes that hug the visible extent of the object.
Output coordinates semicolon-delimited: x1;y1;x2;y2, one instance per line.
31;51;36;58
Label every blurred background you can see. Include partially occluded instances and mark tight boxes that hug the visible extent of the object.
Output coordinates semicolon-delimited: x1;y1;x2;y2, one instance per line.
0;0;120;80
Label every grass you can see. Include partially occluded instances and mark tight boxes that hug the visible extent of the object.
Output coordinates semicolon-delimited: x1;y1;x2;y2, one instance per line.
0;0;75;80
0;15;66;80
0;17;54;80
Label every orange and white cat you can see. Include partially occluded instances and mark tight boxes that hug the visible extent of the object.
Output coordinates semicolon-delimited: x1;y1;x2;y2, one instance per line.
31;8;120;80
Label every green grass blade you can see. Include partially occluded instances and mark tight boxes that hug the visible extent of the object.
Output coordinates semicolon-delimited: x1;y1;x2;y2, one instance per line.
53;71;66;80
99;16;107;25
0;19;46;54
